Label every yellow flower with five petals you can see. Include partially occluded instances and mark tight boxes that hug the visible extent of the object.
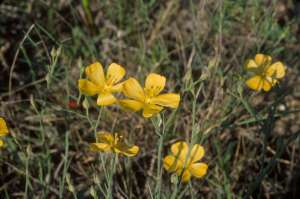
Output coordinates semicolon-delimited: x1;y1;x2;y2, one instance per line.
119;73;180;118
78;62;126;106
90;131;139;157
0;117;9;148
245;54;285;92
163;141;208;182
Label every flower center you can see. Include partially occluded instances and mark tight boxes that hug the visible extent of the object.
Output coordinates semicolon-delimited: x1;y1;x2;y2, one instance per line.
145;96;152;104
259;62;271;76
113;134;123;146
145;85;162;97
103;84;112;93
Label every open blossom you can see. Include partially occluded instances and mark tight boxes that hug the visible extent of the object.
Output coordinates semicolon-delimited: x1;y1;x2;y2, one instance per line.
245;54;285;92
163;141;208;182
0;117;9;148
90;131;139;157
119;73;180;118
78;62;126;106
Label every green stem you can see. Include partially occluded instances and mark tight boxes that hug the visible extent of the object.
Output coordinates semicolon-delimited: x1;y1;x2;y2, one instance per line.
25;151;30;198
106;154;118;199
59;130;70;198
152;114;165;199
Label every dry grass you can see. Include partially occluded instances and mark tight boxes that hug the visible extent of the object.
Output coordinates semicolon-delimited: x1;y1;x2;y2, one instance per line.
0;0;300;198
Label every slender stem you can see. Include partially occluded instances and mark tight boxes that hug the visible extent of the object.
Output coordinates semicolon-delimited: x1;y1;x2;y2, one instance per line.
59;130;70;198
106;154;118;199
152;114;165;199
94;107;103;135
170;180;180;199
84;105;108;196
24;150;30;199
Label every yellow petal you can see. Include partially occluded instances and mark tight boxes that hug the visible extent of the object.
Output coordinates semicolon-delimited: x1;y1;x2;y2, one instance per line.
190;144;205;163
150;93;180;108
244;59;258;70
171;141;189;162
255;54;272;66
142;104;163;118
246;75;264;91
110;82;124;92
0;118;9;136
163;155;183;172
78;79;101;96
244;59;261;74
262;79;273;92
118;99;144;112
122;78;145;101
114;136;139;157
181;169;191;182
90;143;112;152
189;163;208;178
144;73;166;96
266;76;277;85
106;63;126;85
85;62;105;87
266;61;285;79
96;131;114;144
97;93;117;106
118;145;139;157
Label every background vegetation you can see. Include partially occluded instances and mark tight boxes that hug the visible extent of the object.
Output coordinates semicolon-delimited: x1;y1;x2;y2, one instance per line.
0;0;299;198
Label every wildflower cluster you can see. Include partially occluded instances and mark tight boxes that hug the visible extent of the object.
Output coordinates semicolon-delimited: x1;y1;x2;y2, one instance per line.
0;52;286;186
78;62;180;115
77;53;286;183
78;62;180;158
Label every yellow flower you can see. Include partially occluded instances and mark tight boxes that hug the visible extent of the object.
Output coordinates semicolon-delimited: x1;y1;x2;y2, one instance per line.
90;131;139;157
245;54;285;92
119;73;180;118
163;141;208;182
0;117;9;148
78;62;126;106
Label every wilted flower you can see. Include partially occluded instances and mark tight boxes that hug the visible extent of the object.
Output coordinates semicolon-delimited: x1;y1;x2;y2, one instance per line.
90;131;139;157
